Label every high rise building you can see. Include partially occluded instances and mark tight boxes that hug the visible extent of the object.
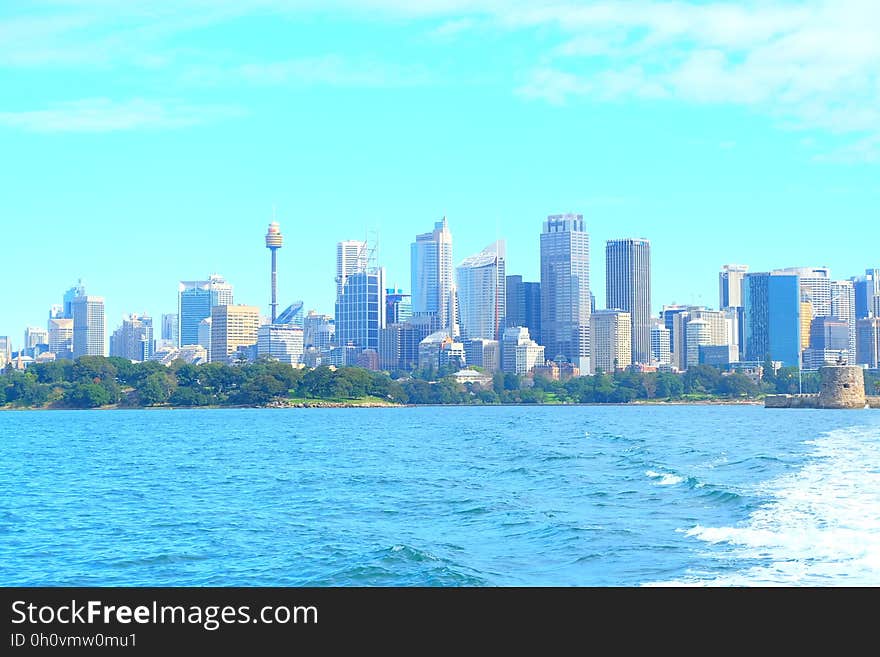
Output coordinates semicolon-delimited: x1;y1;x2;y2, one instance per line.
379;322;426;371
743;272;801;367
775;267;831;318
462;338;501;372
258;324;304;366
719;264;749;309
337;240;368;298
411;217;454;333
336;269;387;352
830;279;856;366
72;296;105;358
540;214;591;372
178;275;233;348
506;275;542;345
606;238;651;365
809;316;849;351
856;317;880;368
852;269;880;319
48;318;74;360
590;310;632;373
198;318;212;359
62;280;86;318
210;305;259;364
109;314;154;362
161;313;179;347
24;327;49;357
385;289;412;324
650;323;671;366
303;311;335;350
661;304;692;367
0;336;10;365
457;241;506;341
501;326;544;375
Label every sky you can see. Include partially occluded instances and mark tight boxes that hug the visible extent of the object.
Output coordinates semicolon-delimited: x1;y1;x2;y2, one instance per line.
1;0;878;348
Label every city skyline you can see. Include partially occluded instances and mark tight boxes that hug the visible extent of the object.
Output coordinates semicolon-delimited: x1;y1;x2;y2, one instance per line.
2;1;879;344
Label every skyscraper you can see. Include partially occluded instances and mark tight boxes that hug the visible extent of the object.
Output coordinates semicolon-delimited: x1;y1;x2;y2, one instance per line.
590;310;632;373
540;214;591;372
24;327;49;357
337;240;368;298
456;241;506;341
411;217;454;333
109;314;154;362
178;275;233;348
161;313;179;347
72;296;105;358
830;279;856;366
48;318;74;360
506;275;542;344
775;266;831;317
606;238;652;365
336;268;387;352
719;264;749;309
852;269;880;319
62;280;86;318
743;272;801;367
650;323;671;366
303;311;335;350
210;305;259;364
258;324;304;366
385;289;412;324
856;317;880;368
500;326;544;375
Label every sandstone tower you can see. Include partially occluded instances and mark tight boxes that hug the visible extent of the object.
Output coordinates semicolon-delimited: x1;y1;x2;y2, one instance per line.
817;366;866;409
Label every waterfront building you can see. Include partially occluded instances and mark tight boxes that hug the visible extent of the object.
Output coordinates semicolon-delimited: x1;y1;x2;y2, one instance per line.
210;305;259;364
590;310;632;373
743;272;801;367
48;318;73;360
650;323;671;366
540;214;591;372
178;275;233;348
72;296;105;357
719;264;749;309
856;317;880;368
109;314;154;361
462;338;501;372
411;217;454;333
830;279;857;367
606;238;651;365
258;324;304;365
457;241;506;341
506;275;542;345
418;331;465;371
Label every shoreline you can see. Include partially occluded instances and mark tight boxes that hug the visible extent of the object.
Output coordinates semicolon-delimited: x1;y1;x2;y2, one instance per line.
1;398;764;411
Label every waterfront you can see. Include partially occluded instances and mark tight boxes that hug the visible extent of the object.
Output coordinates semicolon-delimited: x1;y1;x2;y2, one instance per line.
2;406;879;586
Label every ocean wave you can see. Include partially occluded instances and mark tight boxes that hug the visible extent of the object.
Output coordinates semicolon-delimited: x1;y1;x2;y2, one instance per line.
654;425;880;586
645;470;684;486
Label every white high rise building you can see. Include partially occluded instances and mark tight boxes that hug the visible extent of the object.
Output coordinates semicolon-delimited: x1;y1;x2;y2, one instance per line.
456;241;506;341
650;323;671;366
590;310;632;373
72;296;105;357
719;264;749;309
411;217;455;333
831;279;856;367
337;240;369;298
258;324;304;365
775;267;831;318
606;238;651;365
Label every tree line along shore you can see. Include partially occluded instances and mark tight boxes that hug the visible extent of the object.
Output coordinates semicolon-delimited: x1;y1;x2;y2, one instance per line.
2;356;878;410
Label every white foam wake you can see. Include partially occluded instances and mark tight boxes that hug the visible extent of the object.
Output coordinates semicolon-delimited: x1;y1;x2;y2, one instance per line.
645;470;685;486
654;424;880;586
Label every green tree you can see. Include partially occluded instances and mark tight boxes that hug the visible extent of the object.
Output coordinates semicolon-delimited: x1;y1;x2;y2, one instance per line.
64;383;113;408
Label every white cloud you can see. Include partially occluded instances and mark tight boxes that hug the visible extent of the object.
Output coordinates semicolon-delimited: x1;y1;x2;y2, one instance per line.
0;98;242;133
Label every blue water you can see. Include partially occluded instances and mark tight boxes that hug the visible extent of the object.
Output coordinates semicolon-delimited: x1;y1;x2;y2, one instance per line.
2;406;879;586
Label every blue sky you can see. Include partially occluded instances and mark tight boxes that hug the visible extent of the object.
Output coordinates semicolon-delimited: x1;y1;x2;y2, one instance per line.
1;0;878;347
